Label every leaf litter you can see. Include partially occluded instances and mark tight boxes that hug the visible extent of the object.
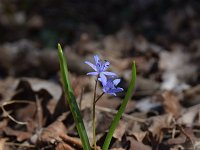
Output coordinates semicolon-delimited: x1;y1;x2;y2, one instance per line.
0;1;200;149
0;41;199;150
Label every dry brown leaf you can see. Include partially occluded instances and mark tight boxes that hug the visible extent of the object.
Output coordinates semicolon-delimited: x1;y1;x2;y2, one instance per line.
182;84;200;106
38;112;84;149
4;127;32;142
124;100;136;114
169;145;184;150
127;137;151;150
0;138;7;150
96;96;121;110
159;49;197;90
167;135;186;145
112;120;127;141
39;116;68;143
60;134;82;149
0;77;19;101
147;114;173;142
56;142;75;150
177;104;200;125
70;75;92;97
22;77;62;101
161;91;182;117
0;119;8;130
131;131;147;142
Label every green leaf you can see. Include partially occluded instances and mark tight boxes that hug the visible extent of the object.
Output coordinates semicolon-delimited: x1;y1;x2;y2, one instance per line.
58;43;91;150
102;62;137;150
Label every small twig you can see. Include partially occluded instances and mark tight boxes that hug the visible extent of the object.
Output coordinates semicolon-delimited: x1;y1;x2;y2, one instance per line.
36;96;43;129
1;105;27;125
5;142;35;148
95;105;145;123
172;118;176;139
1;100;35;125
1;100;35;106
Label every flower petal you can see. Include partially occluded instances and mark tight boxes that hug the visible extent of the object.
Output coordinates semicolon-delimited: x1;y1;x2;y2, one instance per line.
87;72;98;76
99;73;107;86
85;61;97;71
103;71;117;76
117;87;124;91
113;79;121;86
107;92;116;96
109;88;123;93
102;88;107;93
94;55;100;65
103;61;110;70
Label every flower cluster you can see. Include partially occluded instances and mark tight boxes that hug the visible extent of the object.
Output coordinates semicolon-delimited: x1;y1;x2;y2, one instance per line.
85;55;123;96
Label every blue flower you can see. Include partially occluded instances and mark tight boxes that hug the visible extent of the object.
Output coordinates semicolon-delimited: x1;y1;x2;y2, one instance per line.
85;55;116;79
99;76;123;96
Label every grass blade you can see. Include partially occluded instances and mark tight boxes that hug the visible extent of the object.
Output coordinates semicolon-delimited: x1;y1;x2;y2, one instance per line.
58;43;91;150
102;62;137;150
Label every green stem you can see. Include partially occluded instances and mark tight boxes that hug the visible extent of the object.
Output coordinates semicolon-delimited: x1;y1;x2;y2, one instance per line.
58;44;91;150
92;78;98;150
102;62;137;150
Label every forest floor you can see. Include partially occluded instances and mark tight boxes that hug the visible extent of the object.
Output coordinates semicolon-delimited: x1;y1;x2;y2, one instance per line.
0;0;199;150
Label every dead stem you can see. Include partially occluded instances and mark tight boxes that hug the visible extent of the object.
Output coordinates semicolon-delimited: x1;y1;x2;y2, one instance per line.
1;100;35;125
95;105;145;123
6;142;35;148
